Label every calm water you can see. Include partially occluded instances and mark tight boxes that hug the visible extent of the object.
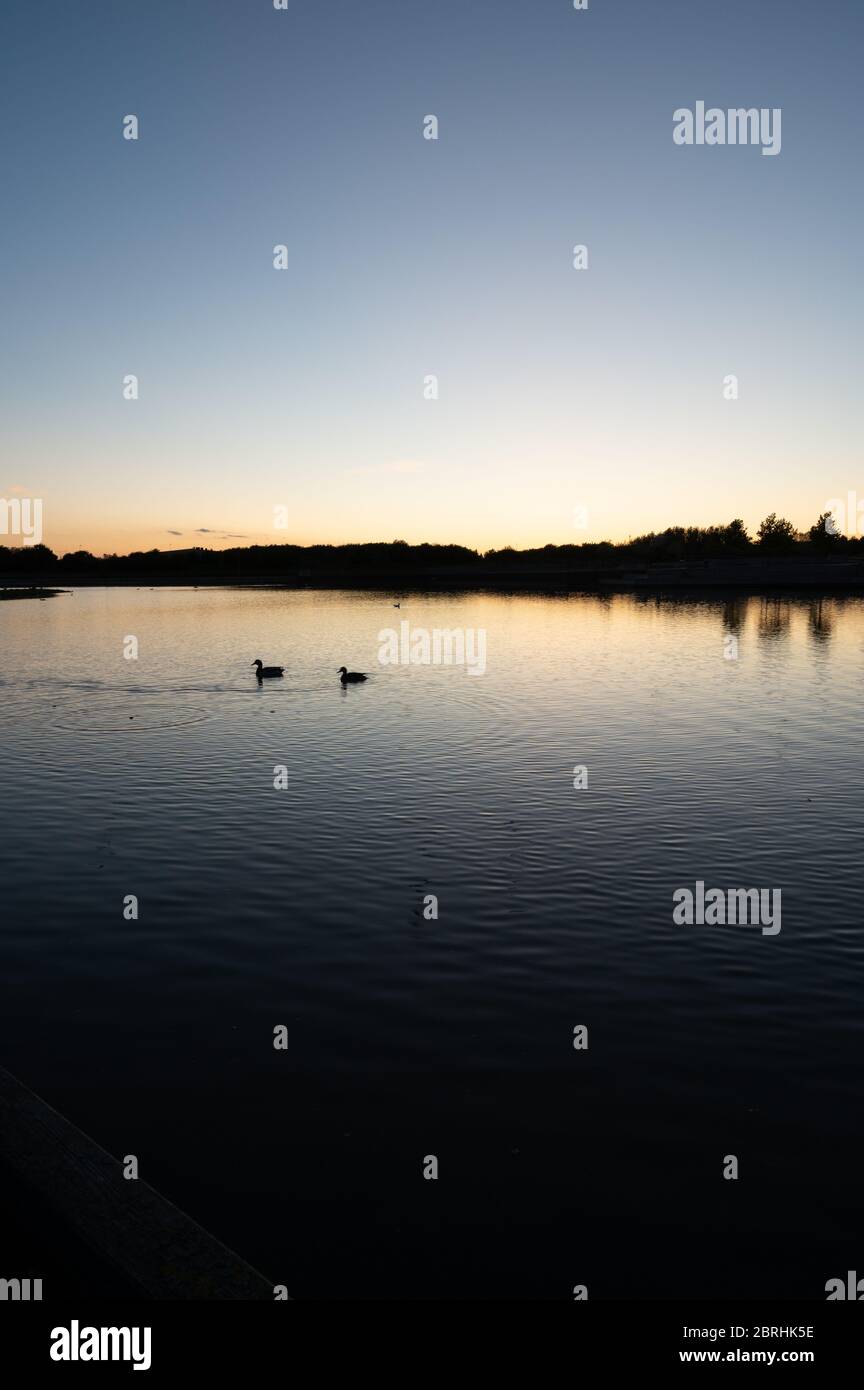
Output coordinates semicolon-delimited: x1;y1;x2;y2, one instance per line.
0;587;861;1299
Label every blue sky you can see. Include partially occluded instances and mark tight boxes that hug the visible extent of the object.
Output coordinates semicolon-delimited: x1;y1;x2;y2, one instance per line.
1;0;861;552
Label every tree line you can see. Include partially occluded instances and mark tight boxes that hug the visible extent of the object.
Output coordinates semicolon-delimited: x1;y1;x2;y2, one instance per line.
0;513;856;578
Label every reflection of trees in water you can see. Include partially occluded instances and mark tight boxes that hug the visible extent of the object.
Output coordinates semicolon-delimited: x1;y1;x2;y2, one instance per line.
758;598;791;639
616;592;843;651
808;599;833;643
722;599;745;632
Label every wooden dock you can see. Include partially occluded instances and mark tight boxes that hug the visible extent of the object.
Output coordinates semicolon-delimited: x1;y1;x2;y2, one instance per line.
0;1064;280;1299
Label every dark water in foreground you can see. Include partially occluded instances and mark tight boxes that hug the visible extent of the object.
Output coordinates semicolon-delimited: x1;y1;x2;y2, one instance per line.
0;587;861;1299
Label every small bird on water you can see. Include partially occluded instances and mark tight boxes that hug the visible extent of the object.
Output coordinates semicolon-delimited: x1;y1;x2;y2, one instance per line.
338;666;367;683
252;659;284;679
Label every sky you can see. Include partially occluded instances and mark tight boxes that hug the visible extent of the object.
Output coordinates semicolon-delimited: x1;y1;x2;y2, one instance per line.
1;0;862;555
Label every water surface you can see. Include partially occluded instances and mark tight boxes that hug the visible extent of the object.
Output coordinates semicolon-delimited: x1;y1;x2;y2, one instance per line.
0;587;861;1298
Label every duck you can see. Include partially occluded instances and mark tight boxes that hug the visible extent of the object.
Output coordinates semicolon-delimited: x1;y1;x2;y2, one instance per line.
252;659;284;679
338;666;367;684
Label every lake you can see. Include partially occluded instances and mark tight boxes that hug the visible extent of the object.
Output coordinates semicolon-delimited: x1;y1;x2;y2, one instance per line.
0;586;861;1299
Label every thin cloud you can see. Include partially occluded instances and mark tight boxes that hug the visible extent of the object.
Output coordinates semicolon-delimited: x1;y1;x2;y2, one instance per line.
192;527;248;539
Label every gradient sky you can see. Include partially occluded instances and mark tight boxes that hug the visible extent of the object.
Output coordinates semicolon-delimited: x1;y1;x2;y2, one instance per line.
1;0;862;555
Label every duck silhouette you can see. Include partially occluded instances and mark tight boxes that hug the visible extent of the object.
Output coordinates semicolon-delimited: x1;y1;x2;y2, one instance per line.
252;659;284;679
338;666;367;684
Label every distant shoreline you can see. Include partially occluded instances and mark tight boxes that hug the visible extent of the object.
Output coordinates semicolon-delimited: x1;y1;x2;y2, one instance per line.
0;587;69;601
2;562;863;596
4;524;863;595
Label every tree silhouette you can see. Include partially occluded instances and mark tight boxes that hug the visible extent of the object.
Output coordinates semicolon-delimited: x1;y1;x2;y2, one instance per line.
0;517;860;584
808;512;842;551
757;513;798;551
723;518;751;550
